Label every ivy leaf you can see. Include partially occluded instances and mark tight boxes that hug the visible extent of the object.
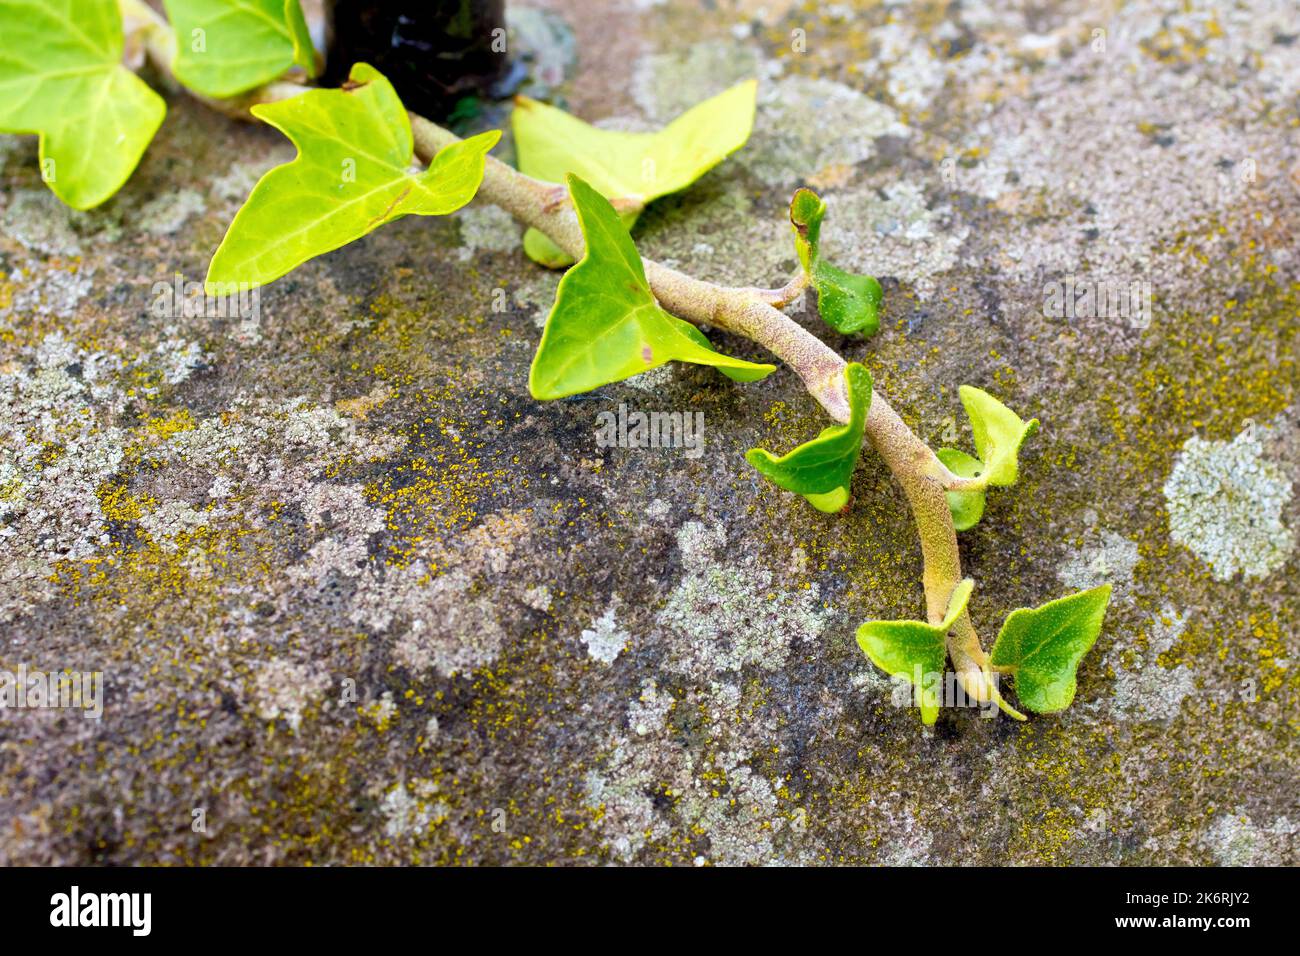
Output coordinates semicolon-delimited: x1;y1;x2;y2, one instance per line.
745;363;872;513
673;323;773;385
790;188;882;336
989;585;1112;713
163;0;317;98
513;81;758;267
856;579;974;725
958;385;1039;487
936;447;986;531
0;0;166;209
529;174;775;399
206;63;499;292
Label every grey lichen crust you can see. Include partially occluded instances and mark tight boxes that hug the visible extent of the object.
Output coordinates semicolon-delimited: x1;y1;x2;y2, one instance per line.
0;0;1297;865
1164;423;1295;581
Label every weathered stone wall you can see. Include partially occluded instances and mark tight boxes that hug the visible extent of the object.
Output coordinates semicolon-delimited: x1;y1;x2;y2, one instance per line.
0;0;1295;864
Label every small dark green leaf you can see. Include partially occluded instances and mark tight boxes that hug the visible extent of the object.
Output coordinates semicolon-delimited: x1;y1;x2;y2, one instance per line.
528;174;775;399
745;363;872;512
790;188;881;336
936;447;986;531
856;579;974;725
989;585;1112;713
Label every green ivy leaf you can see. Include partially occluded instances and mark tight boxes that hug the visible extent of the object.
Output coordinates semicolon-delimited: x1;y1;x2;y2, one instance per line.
513;81;757;267
936;447;986;531
206;63;499;292
790;188;882;336
529;174;775;399
745;363;872;513
856;579;974;725
958;385;1039;487
989;585;1112;713
163;0;317;98
0;0;166;209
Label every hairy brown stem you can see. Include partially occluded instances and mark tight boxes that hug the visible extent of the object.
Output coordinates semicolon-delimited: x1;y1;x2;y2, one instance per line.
408;118;1013;713
135;20;1018;717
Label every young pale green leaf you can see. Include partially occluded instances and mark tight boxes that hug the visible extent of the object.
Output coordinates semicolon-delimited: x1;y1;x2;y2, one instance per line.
856;579;974;725
745;364;872;513
528;174;775;399
163;0;317;98
789;188;882;336
206;63;499;292
958;385;1039;487
989;584;1112;713
0;0;165;209
936;447;986;531
513;81;758;267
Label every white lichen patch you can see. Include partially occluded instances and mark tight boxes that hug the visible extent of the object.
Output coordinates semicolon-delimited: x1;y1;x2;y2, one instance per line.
655;521;830;678
383;568;509;678
582;528;833;865
943;0;1300;282
1057;528;1141;596
1163;425;1295;581
637;178;789;290
631;43;906;190
583;683;794;865
743;74;909;189
456;203;521;255
137;188;207;236
877;807;935;866
1108;605;1196;723
380;780;448;839
579;602;629;664
823;181;968;294
151;328;208;385
0;326;408;622
208;160;266;204
1202;810;1296;866
522;584;552;611
0;334;129;620
631;41;766;123
861;20;949;112
1;188;84;256
506;5;576;97
510;268;562;330
3;262;95;317
251;658;330;731
627;678;673;736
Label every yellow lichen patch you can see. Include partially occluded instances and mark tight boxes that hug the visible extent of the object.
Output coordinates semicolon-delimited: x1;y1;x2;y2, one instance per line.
1003;721;1124;864
95;480;152;523
1095;261;1296;488
335;385;391;421
141;408;197;442
1241;611;1293;699
362;394;516;568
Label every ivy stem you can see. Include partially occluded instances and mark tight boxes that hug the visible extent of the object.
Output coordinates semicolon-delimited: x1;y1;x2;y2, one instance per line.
744;271;810;308
133;25;1020;718
410;120;1018;717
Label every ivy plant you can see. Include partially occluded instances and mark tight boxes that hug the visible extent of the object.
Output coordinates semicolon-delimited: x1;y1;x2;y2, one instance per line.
162;0;317;98
746;363;871;513
0;0;166;209
0;2;1115;728
529;174;774;398
789;188;883;336
206;63;499;291
512;81;757;267
858;579;975;725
